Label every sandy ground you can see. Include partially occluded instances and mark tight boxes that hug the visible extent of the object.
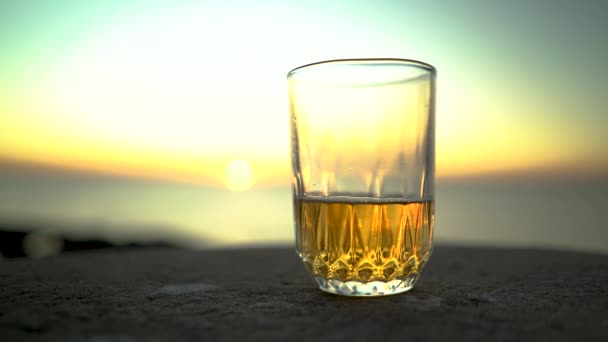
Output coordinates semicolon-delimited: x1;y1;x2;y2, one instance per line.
1;245;607;341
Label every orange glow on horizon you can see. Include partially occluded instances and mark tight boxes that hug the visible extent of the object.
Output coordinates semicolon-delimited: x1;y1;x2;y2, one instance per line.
0;148;290;189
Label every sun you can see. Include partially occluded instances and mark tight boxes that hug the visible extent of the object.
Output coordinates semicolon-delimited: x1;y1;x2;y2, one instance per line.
224;159;254;191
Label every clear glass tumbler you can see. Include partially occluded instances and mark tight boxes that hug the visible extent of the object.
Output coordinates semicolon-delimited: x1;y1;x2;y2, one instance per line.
288;58;436;296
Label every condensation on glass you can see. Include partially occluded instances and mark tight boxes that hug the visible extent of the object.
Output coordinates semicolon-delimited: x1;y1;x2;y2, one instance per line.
288;59;436;296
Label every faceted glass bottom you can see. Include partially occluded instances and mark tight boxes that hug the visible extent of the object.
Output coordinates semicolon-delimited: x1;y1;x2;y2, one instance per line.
314;274;419;297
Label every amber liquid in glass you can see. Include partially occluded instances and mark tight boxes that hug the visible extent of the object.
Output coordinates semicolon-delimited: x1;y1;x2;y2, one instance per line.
296;197;434;284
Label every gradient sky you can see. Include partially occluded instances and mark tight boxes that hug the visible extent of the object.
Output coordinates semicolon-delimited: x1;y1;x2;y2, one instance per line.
1;0;607;188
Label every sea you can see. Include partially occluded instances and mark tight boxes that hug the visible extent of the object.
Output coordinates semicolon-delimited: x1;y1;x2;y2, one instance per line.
0;165;606;254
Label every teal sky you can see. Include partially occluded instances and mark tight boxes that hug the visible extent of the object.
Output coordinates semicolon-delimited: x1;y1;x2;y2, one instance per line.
1;0;607;181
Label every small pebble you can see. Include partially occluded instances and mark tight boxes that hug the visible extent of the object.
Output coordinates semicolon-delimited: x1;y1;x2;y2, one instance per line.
467;293;496;303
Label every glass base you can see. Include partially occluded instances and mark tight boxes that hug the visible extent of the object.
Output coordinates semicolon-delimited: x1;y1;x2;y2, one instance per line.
314;274;419;297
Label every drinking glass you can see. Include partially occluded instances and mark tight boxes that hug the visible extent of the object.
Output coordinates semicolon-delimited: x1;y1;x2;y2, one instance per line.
288;58;436;296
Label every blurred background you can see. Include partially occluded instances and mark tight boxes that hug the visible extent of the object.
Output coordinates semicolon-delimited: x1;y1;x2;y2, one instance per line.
1;0;607;258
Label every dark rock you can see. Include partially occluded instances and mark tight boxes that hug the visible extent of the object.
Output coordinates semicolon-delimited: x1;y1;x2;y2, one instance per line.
0;245;607;341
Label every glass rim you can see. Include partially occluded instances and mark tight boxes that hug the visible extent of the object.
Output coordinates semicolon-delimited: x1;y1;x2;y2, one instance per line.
287;58;436;79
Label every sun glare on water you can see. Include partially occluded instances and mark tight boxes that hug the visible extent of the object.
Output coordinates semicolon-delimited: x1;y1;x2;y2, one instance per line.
224;160;254;191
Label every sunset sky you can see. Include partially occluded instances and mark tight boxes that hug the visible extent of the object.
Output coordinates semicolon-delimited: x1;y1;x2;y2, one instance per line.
1;0;607;189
